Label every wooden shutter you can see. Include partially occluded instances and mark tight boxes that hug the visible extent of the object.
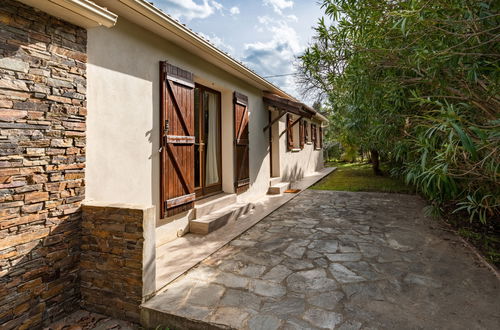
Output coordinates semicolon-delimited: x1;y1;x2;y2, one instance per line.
160;62;195;218
311;123;317;148
304;121;309;143
319;126;323;148
234;92;250;194
286;114;293;151
299;119;305;149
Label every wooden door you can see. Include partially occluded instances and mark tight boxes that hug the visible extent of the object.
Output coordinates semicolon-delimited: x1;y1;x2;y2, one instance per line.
160;62;195;218
234;92;250;194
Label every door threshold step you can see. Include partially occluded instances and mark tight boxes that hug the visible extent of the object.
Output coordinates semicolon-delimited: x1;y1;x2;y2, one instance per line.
268;181;290;195
189;202;254;235
269;176;282;186
194;193;237;218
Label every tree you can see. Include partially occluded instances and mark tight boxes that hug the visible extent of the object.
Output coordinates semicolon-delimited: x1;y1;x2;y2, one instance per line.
298;0;499;222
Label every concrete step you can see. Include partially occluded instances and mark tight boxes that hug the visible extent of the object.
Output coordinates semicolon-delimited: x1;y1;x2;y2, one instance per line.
269;177;282;186
268;182;290;195
194;193;237;218
189;202;254;235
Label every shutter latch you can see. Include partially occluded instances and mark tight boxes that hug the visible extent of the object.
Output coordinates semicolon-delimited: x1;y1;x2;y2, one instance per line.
159;120;170;153
164;120;169;134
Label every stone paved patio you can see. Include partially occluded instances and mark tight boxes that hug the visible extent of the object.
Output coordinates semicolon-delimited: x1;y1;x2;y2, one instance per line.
144;190;500;329
45;310;138;330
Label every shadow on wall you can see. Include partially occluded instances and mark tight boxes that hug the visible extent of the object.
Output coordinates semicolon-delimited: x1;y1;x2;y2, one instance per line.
282;163;305;183
0;212;82;329
316;151;324;172
248;107;269;190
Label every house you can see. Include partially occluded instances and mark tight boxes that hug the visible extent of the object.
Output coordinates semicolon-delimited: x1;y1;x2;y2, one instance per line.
0;0;328;328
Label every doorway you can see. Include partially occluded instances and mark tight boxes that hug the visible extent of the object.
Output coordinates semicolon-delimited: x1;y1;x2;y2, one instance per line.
194;84;222;198
269;110;281;178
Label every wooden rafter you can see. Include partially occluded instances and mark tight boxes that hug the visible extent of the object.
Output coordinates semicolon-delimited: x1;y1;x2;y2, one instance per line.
263;109;286;132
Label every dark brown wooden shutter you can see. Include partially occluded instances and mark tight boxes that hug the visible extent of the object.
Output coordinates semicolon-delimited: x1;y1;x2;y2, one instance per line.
299;119;305;149
287;114;293;151
304;121;309;143
160;62;195;217
319;126;323;148
234;91;250;194
311;123;317;148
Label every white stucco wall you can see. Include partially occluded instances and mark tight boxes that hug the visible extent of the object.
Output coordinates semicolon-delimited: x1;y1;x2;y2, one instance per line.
277;114;324;182
86;18;272;219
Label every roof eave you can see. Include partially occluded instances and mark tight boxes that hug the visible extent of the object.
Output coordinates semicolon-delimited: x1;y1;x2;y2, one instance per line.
17;0;117;28
95;0;295;100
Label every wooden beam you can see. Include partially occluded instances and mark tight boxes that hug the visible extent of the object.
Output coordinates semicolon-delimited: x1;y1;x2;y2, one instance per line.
263;109;286;132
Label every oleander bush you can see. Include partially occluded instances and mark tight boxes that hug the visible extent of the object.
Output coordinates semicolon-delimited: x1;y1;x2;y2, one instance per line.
299;0;499;224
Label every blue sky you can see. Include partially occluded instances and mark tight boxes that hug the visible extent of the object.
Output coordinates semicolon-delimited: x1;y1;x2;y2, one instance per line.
150;0;326;98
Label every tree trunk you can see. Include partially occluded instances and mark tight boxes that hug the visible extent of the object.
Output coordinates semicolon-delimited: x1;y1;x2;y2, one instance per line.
370;149;382;176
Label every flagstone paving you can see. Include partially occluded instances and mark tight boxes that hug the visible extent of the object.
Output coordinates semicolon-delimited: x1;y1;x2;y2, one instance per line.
144;190;500;329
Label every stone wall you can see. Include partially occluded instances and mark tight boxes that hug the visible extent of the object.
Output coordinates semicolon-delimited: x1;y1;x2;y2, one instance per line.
81;203;156;323
0;0;86;328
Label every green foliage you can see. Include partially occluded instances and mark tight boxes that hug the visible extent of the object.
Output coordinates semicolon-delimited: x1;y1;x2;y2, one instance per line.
299;0;499;224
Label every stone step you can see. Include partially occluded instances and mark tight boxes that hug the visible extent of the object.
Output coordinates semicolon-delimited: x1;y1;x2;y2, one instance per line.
194;193;237;218
189;202;254;235
269;176;282;186
268;182;290;195
141;303;223;330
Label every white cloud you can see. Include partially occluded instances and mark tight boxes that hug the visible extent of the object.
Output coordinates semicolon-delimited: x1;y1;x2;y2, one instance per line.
199;32;234;54
211;0;223;11
263;0;294;15
230;6;240;15
243;20;302;96
154;0;215;21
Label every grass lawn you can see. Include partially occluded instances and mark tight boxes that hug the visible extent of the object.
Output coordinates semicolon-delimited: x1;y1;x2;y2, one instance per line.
312;162;414;194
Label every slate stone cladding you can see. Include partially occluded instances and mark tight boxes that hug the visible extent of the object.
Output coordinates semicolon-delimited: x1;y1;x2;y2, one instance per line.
0;0;87;328
81;205;153;323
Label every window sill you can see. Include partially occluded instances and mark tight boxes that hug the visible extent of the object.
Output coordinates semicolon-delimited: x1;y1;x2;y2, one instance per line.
306;142;313;145
315;148;322;151
290;148;301;153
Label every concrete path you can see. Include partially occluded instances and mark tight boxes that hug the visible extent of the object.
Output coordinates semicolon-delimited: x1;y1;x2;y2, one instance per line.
144;190;500;329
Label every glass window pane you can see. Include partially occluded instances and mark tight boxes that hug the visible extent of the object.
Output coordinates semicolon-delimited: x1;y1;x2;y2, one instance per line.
205;91;220;185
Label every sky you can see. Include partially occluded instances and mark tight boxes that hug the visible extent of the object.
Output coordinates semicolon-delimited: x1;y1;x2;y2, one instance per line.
150;0;326;98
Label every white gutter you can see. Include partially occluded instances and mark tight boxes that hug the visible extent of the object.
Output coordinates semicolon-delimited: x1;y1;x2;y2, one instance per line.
53;0;118;27
18;0;117;28
114;0;328;123
116;0;296;100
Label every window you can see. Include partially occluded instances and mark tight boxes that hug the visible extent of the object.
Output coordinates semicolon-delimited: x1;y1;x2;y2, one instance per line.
312;123;322;150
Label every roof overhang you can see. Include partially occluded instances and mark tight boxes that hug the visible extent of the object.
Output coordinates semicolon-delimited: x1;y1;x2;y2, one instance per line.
18;0;118;28
263;93;313;118
92;0;296;100
263;92;328;124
